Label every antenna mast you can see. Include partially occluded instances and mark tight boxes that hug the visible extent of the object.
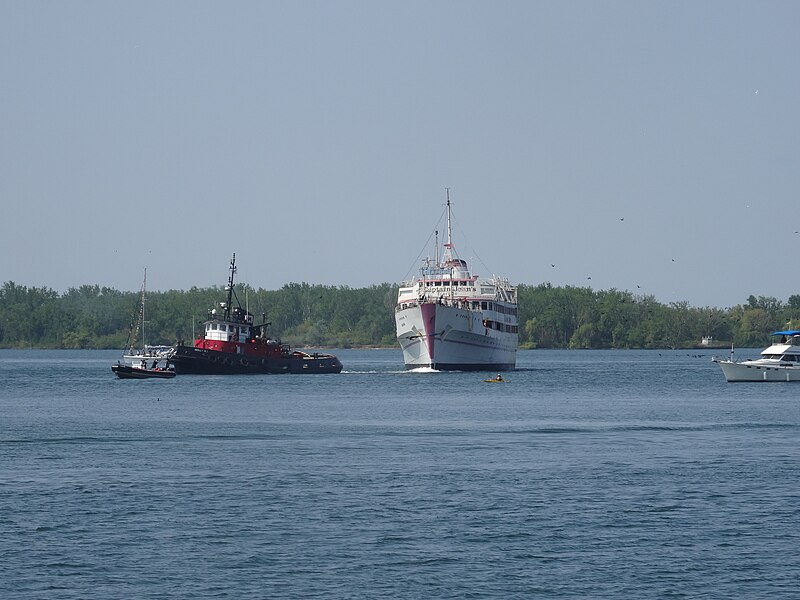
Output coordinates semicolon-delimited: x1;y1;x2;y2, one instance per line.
442;188;454;267
224;253;236;321
445;187;453;249
142;267;146;350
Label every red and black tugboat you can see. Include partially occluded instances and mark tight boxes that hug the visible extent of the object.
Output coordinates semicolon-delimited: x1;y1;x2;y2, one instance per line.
169;254;343;375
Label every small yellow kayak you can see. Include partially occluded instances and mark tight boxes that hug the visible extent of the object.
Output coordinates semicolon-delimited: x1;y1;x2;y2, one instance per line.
484;377;506;383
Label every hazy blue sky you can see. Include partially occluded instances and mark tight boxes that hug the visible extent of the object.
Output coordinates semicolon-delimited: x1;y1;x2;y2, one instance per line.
2;1;798;308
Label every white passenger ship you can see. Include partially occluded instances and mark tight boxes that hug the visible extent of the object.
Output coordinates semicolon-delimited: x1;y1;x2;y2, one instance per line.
395;192;518;371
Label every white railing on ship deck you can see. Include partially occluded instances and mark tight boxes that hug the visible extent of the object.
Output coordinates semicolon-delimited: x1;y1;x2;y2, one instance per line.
395;297;517;316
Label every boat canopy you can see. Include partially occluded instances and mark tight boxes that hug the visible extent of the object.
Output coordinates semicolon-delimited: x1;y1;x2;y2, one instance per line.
772;330;800;336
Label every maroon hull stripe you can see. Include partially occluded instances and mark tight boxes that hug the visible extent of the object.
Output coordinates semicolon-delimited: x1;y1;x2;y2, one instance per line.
420;303;437;361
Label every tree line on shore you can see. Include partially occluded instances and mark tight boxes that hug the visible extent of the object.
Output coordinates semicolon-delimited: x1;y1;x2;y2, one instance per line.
1;279;799;350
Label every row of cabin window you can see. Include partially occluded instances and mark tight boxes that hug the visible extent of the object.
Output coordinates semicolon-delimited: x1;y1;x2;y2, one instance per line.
424;280;473;286
429;299;517;315
479;301;517;316
763;354;800;361
426;299;518;314
209;323;249;334
493;303;516;315
417;299;518;315
484;320;519;334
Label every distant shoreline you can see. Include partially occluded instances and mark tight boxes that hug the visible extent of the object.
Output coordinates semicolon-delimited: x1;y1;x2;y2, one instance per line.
0;344;742;352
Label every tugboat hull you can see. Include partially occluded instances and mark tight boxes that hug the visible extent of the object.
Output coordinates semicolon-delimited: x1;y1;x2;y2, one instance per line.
169;345;343;375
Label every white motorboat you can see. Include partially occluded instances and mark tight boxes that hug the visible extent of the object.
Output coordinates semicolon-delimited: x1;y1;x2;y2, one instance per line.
714;331;800;382
395;191;518;371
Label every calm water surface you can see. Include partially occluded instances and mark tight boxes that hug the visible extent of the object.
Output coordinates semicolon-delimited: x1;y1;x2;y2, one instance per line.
2;348;799;598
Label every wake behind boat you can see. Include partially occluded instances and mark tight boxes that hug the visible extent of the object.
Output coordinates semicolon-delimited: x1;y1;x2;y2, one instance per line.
395;191;518;371
168;254;343;375
714;330;800;382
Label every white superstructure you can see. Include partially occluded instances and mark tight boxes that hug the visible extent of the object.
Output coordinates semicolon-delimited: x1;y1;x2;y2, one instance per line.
395;192;518;371
715;331;800;382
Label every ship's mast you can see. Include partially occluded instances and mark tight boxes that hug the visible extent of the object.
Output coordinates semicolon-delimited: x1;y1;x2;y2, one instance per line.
141;267;146;349
224;253;236;321
129;268;147;354
445;187;453;250
443;188;454;267
445;189;456;298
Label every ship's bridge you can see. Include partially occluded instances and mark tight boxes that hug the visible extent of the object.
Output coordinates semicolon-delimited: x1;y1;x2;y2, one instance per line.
444;258;470;279
204;320;251;343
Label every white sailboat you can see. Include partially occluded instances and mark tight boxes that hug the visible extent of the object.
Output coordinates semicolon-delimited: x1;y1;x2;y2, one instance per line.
122;269;173;367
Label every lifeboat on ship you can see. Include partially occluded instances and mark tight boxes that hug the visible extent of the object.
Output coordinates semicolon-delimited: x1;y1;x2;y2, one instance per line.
168;254;343;375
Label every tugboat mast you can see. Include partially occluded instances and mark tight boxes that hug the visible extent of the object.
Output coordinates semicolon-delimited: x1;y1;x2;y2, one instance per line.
224;253;236;321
